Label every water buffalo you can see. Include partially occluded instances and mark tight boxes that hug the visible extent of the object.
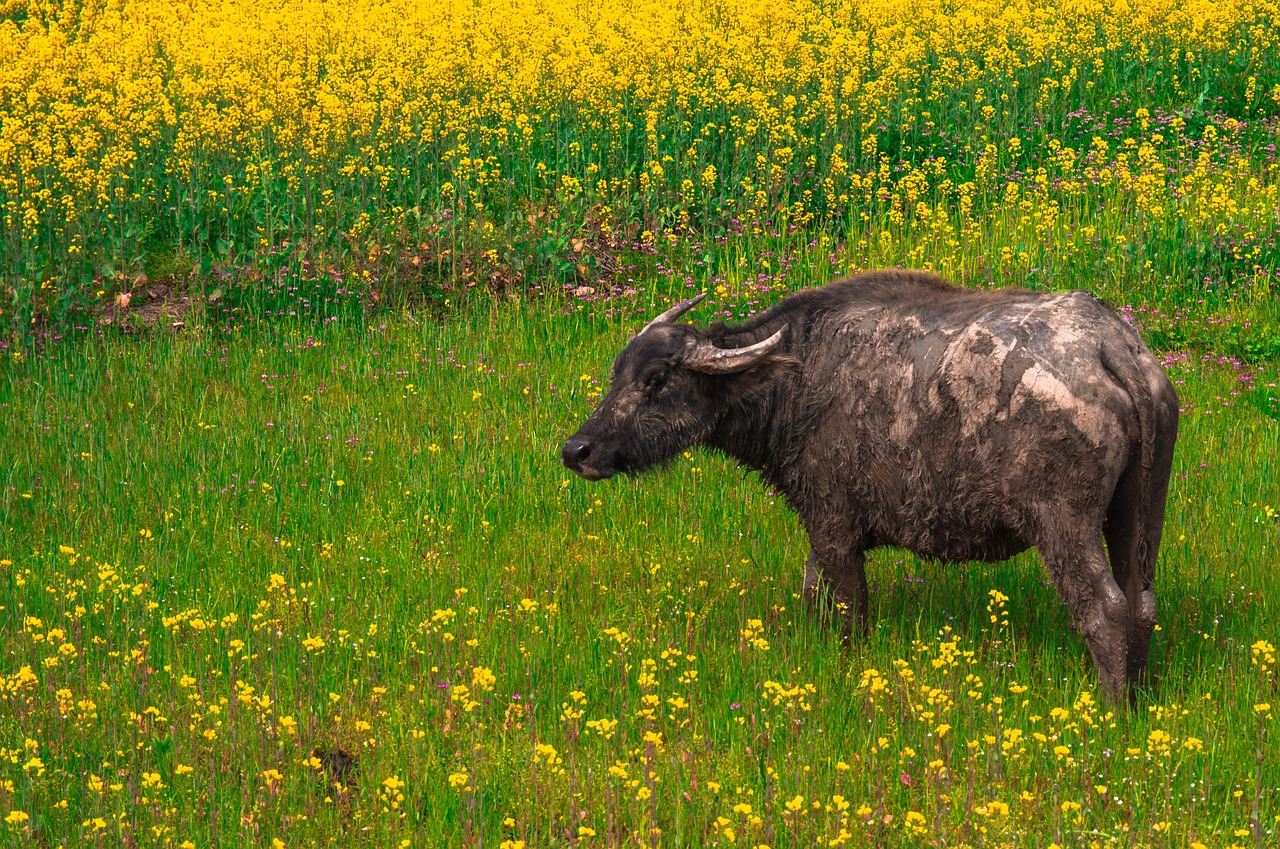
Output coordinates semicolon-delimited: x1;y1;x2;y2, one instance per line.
561;270;1179;704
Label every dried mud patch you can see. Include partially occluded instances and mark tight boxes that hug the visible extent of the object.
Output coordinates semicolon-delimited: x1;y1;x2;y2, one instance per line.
96;279;196;332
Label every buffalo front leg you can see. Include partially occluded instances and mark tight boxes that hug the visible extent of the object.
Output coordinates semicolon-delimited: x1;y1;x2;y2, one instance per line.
802;547;868;644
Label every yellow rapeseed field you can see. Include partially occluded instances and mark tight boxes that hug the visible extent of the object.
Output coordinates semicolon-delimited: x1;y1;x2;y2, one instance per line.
1;0;1277;325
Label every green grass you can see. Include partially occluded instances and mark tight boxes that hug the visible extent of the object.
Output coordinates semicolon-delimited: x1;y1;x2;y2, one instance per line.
1;296;1277;847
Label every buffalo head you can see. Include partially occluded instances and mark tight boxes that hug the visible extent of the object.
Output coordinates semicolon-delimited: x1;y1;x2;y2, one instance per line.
561;293;793;480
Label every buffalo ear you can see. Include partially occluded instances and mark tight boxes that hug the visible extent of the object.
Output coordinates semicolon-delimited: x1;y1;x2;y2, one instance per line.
711;352;800;405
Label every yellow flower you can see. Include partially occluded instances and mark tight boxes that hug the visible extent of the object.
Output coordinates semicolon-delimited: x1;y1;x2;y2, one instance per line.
471;666;496;691
533;744;561;767
586;717;618;738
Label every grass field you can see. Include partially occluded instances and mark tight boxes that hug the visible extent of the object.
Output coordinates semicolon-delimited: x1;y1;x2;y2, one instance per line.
1;296;1277;847
3;0;1280;845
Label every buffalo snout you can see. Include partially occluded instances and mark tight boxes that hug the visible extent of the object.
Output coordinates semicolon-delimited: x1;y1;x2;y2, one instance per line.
561;436;609;480
561;436;590;468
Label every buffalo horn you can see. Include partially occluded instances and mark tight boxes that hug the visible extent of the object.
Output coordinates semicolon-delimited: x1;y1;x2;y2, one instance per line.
686;328;787;374
639;292;707;336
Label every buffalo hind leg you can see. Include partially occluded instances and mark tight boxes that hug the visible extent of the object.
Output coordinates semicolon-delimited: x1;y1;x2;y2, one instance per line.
1104;399;1177;691
1035;527;1130;706
802;548;869;644
1103;470;1161;691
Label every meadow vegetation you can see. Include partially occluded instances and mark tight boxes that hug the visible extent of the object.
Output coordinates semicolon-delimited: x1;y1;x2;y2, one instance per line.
1;0;1280;846
1;305;1278;848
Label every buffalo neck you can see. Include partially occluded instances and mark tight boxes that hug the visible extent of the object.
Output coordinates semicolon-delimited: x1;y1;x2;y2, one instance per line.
700;298;843;499
707;387;781;472
704;331;810;495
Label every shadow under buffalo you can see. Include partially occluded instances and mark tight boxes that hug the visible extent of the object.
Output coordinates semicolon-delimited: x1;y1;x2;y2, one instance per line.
786;547;1238;706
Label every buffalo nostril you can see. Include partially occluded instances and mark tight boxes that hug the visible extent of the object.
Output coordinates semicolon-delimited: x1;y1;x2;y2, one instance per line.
561;439;591;469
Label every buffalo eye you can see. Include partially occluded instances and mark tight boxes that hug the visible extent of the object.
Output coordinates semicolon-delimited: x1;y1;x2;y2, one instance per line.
642;368;671;393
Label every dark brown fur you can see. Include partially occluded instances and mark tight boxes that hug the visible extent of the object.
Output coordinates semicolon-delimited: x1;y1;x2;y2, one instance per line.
562;270;1179;705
